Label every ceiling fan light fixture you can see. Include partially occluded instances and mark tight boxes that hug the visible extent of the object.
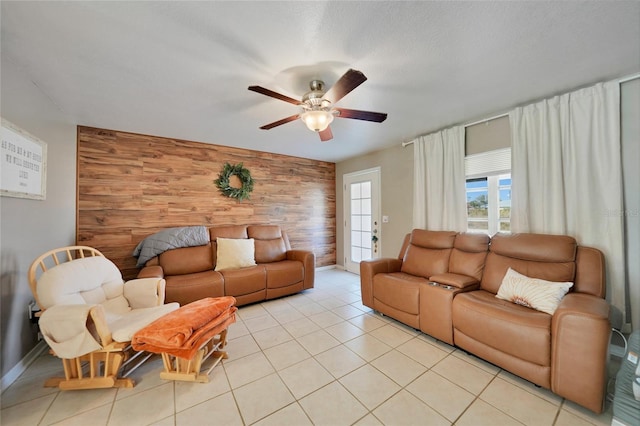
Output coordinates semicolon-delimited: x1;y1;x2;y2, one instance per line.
300;109;334;132
249;69;387;141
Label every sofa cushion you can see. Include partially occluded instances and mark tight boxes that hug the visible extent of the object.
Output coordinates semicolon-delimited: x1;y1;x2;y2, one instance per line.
164;270;224;306
481;252;576;295
453;290;552;367
410;230;457;249
221;265;266;296
448;233;490;281
449;249;488;282
481;233;577;295
263;260;303;288
209;225;248;240
159;244;214;276
454;232;490;253
490;232;577;262
373;272;426;315
496;268;573;315
214;238;257;271
401;245;452;278
248;225;282;240
249;226;288;263
400;230;456;278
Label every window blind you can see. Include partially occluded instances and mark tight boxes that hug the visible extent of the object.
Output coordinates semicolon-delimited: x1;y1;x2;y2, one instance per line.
465;147;511;178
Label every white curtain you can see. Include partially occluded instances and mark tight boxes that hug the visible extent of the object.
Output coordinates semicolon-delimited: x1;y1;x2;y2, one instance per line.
413;126;467;231
510;81;627;326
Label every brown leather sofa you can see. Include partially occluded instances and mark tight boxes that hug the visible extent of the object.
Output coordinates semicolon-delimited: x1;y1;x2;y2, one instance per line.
361;229;610;413
138;224;315;306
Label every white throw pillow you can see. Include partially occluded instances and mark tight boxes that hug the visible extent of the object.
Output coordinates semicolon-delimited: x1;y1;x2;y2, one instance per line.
215;237;257;271
496;267;573;315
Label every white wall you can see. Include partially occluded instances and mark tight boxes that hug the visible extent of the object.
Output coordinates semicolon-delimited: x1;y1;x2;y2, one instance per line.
0;58;77;378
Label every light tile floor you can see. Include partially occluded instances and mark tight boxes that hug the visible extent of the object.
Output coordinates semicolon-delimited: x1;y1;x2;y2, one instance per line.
1;269;616;425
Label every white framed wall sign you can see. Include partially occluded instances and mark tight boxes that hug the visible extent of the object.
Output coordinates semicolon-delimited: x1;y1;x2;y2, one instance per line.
1;118;47;200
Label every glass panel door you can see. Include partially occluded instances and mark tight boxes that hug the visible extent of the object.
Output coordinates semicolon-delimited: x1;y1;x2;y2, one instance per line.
344;168;380;274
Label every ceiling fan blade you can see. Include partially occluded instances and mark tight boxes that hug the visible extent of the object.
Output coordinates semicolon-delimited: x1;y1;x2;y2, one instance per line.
325;69;368;104
319;126;333;142
259;114;300;130
334;107;388;123
248;86;301;105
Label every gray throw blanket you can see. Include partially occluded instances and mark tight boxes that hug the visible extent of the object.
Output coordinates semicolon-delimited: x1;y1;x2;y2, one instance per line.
133;226;209;267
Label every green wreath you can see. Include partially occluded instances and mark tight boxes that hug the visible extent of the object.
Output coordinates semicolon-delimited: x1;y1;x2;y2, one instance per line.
214;162;254;201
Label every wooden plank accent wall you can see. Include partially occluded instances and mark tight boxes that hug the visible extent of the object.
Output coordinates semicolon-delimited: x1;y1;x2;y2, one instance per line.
77;126;336;279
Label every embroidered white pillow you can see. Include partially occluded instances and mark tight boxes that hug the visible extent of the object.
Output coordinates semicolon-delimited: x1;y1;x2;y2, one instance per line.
496;268;573;315
215;238;257;271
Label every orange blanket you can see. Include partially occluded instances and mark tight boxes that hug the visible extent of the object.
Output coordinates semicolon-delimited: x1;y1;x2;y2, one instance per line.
132;296;237;360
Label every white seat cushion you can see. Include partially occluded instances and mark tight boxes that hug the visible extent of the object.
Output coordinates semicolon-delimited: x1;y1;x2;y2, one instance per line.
109;302;179;342
38;256;126;308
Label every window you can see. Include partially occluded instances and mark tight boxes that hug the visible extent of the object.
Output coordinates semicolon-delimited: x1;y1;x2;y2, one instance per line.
350;181;372;263
465;148;511;235
466;174;511;234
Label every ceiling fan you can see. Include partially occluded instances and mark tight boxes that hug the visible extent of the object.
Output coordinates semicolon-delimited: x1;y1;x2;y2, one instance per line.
248;69;387;142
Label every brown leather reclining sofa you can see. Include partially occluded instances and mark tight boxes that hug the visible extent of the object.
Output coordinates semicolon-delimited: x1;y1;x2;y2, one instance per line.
361;229;610;413
138;224;315;306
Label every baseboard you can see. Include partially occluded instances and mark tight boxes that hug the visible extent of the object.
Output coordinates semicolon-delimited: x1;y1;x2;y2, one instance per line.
315;264;338;271
1;340;48;392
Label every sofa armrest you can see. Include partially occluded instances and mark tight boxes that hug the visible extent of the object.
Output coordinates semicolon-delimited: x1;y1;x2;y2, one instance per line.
551;293;610;413
428;273;479;290
287;250;315;289
124;277;167;308
137;265;164;279
360;258;403;308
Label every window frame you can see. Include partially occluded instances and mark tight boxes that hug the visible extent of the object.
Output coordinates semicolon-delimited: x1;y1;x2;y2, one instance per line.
465;148;511;235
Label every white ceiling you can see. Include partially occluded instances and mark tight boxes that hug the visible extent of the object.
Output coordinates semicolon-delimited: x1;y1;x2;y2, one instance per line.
2;1;639;163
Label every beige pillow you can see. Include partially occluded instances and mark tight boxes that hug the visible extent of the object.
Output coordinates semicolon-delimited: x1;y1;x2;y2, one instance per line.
214;238;257;271
496;267;573;315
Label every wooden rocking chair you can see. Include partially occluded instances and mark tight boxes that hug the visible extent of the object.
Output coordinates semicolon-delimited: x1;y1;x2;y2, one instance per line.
28;246;179;390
